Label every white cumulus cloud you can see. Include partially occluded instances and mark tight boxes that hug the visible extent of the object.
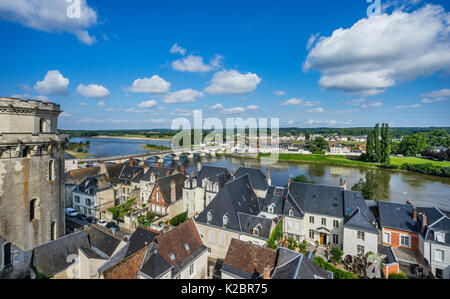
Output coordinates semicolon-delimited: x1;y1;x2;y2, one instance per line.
76;84;110;99
221;107;246;115
246;105;259;110
170;43;186;55
0;0;98;45
137;100;157;108
205;70;261;95
274;90;286;96
307;107;324;113
304;4;450;96
163;89;204;104
127;75;171;94
421;88;450;103
34;70;69;96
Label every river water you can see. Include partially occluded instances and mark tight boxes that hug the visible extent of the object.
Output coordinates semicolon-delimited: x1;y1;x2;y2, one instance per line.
71;137;450;210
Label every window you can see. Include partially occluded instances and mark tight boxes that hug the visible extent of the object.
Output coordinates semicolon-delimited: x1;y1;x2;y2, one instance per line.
169;253;175;261
207;211;212;223
333;220;339;228
435;268;443;279
75;196;80;203
268;204;274;214
289;209;294;217
434;249;444;262
48;160;55;181
218;233;225;247
357;245;365;255
321;218;326;226
333;234;339;244
39;118;45;133
184;243;190;252
30;198;38;221
189;263;195;276
86;198;92;206
357;231;365;241
253;227;259;236
383;232;391;244
156;192;160;202
241;195;246;202
51;221;56;241
208;230;215;244
435;232;445;243
309;229;314;239
309;216;314;224
400;235;410;248
3;243;12;267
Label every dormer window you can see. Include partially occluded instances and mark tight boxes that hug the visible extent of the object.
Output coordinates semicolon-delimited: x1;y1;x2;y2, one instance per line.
268;204;275;214
435;232;445;243
223;215;229;227
289;209;294;217
207;211;212;223
241;195;246;202
169;253;175;261
253;227;260;236
184;243;190;251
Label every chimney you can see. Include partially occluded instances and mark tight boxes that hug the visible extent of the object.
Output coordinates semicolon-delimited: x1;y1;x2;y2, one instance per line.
266;168;271;185
421;213;427;233
283;237;288;248
287;178;292;188
143;162;149;170
339;178;347;190
171;179;176;203
413;208;418;221
129;157;133;166
263;264;272;279
179;165;185;175
99;163;107;175
190;170;195;178
197;162;201;172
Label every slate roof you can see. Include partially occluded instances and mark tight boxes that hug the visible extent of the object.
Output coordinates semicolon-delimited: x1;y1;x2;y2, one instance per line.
195;174;260;233
133;166;177;183
74;175;111;194
79;247;109;260
125;226;160;258
282;192;305;218
156;173;186;204
105;163;127;185
288;182;344;218
86;226;123;258
378;201;420;233
378;245;398;265
139;244;173;279
262;186;288;215
197;165;231;187
238;212;274;240
234;167;268;191
119;165;143;182
424;215;450;246
344;208;378;234
31;230;90;277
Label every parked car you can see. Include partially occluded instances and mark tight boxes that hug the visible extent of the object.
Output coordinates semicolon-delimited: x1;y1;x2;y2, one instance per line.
106;222;120;231
87;216;97;224
77;214;88;221
97;220;107;227
65;208;78;217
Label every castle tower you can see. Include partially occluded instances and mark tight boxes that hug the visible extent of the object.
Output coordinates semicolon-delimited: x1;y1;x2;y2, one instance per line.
0;97;68;253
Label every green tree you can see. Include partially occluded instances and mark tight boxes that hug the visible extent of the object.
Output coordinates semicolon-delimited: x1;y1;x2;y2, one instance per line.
292;175;315;184
381;123;391;165
329;246;344;264
313;136;330;152
351;170;390;201
399;134;428;156
374;123;382;162
366;130;375;162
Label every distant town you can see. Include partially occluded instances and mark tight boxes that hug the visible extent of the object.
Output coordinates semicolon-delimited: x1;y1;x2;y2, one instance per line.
1;97;449;280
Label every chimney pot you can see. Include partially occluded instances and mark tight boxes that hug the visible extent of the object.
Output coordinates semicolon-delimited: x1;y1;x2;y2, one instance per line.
129;157;133;166
421;213;427;233
413;208;418;221
179;165;185;175
287;178;292;188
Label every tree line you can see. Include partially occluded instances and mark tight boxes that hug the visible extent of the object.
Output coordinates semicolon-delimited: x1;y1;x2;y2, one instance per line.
362;123;391;165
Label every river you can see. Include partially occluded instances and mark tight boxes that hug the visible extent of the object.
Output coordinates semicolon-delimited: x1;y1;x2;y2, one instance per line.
70;137;450;210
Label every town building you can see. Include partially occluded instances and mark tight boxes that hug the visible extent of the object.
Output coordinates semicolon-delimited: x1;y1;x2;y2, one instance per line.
221;239;333;279
72;175;115;218
234;167;270;198
183;166;231;218
0;97;68;278
148;173;186;219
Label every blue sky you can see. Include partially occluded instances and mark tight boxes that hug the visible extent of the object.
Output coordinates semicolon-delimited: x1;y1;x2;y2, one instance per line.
0;0;449;129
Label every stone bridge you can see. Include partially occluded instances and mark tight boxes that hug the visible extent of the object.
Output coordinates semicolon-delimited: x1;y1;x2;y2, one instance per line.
78;148;223;164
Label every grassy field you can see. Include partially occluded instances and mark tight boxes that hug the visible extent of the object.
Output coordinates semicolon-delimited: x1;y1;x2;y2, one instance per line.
390;157;450;167
140;144;171;151
261;153;378;168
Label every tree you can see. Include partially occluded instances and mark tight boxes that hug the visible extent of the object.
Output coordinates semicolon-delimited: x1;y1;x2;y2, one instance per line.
399;134;428;156
366;130;375;162
374;123;382;162
313;137;330;152
351;170;390;201
381;123;391;165
305;132;311;142
329;246;344;264
292;175;315;184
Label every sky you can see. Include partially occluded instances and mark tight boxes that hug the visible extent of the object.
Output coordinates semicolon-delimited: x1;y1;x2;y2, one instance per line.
0;0;449;130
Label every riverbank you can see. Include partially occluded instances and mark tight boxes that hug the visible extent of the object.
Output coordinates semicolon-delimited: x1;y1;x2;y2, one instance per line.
92;135;172;141
65;150;93;160
140;144;171;151
219;153;450;177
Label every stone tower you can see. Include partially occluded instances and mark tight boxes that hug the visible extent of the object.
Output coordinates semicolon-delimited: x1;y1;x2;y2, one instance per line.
0;97;68;254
